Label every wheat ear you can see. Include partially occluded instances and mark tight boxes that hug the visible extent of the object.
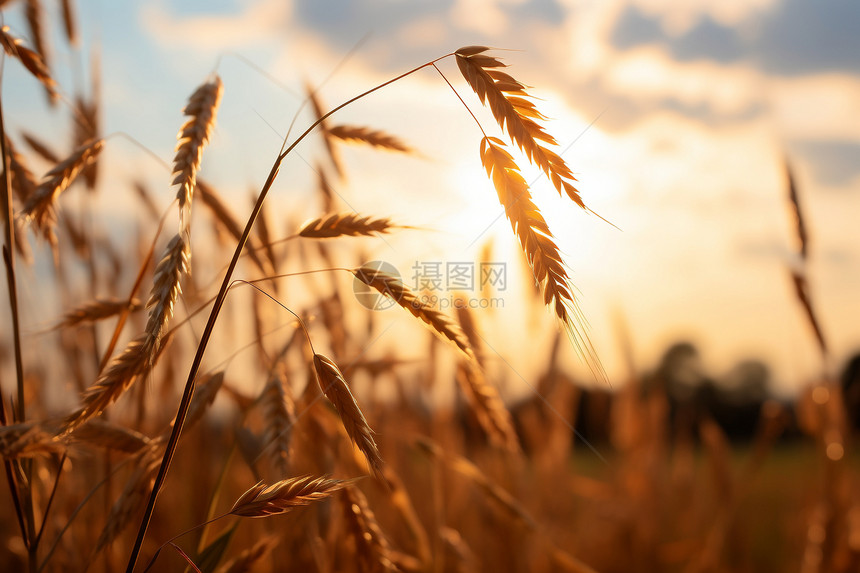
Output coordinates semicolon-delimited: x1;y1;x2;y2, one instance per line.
0;25;56;99
53;297;141;329
455;46;584;206
328;125;412;154
62;235;187;432
353;264;475;359
299;212;397;238
313;353;383;477
173;76;223;231
229;475;351;517
261;368;296;476
456;362;520;453
341;486;398;572
5;136;38;203
480;137;599;368
0;423;64;459
21;138;103;241
143;233;190;352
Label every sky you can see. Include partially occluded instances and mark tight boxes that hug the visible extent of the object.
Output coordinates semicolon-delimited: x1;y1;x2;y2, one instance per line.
2;0;859;397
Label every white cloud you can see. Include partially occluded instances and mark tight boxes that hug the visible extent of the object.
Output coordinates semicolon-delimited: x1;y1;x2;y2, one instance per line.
449;0;510;35
140;0;293;51
629;0;778;35
768;74;860;142
602;46;764;115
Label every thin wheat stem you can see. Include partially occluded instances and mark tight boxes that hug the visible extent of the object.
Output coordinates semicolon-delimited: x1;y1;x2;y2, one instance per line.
140;513;229;573
0;81;30;553
232;280;316;355
433;63;487;139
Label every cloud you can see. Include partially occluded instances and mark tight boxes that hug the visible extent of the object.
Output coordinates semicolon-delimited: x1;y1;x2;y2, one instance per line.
141;0;293;51
610;1;860;75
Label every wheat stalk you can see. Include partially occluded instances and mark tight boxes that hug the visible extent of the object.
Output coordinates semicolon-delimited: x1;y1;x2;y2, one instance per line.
229;475;350;517
313;353;383;477
455;46;584;207
328;125;412;154
353;264;475;359
479;137;599;369
299;213;397;238
0;25;56;98
341;486;398;572
173;76;223;231
53;297;142;329
21;138;103;242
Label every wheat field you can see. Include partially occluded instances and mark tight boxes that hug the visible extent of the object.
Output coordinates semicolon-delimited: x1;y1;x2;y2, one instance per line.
1;3;859;573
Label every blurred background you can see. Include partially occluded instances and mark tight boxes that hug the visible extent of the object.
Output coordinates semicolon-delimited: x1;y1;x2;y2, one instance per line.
3;0;859;393
1;1;860;571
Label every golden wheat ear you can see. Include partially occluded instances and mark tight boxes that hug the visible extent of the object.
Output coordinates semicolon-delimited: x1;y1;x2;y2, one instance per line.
173;76;223;231
313;353;384;477
352;264;475;360
298;213;397;238
229;475;352;518
21;138;104;241
479;137;603;376
0;25;57;100
455;46;584;208
327;125;413;154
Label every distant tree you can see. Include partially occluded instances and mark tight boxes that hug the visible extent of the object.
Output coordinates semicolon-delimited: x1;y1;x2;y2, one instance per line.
842;352;860;432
